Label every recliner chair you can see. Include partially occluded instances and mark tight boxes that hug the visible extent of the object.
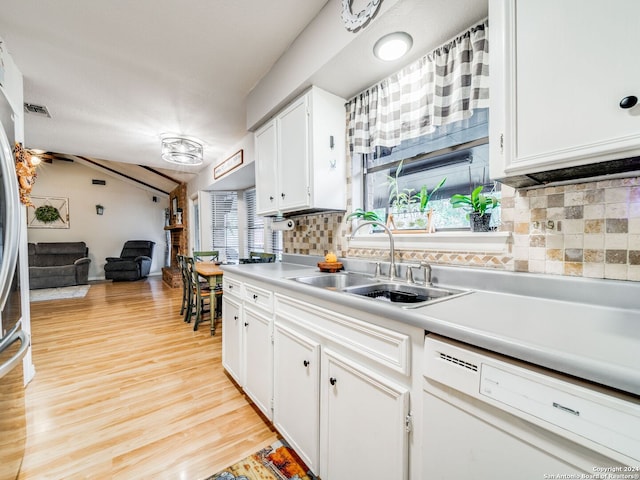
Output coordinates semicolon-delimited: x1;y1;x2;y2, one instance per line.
104;240;155;281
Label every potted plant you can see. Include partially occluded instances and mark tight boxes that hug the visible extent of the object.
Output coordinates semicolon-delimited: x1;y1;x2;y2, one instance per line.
386;162;415;228
345;208;382;222
387;161;446;231
412;177;446;232
450;185;500;232
345;208;383;234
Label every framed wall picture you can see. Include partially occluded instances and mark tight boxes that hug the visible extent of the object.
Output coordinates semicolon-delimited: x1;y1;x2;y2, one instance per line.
214;149;243;179
171;196;178;216
27;196;70;229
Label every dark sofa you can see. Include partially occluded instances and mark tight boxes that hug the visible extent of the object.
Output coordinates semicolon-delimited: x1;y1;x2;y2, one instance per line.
28;242;91;290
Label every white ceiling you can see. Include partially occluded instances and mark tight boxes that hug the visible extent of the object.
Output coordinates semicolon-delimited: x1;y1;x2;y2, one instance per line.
0;0;487;187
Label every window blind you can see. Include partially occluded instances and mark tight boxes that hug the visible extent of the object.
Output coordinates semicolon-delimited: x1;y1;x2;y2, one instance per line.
245;188;282;259
245;188;264;253
209;191;238;263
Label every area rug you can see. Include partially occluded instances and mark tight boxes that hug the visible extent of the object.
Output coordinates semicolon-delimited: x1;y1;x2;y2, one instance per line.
206;439;317;480
30;284;90;302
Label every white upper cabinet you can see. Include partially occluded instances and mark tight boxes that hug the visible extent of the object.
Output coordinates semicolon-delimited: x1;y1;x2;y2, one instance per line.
255;86;346;216
255;121;279;214
490;0;640;186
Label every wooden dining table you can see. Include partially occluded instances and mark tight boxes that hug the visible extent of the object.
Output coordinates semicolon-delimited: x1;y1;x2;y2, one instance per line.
195;262;224;335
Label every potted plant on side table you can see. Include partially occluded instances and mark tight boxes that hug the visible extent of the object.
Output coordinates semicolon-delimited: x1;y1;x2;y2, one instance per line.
450;185;500;232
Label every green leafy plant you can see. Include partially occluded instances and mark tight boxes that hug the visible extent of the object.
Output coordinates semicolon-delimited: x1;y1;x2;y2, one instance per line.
387;161;415;213
34;205;61;223
345;208;382;222
415;177;447;213
450;186;500;216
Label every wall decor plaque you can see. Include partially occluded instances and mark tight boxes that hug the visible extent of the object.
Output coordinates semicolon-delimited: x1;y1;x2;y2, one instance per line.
214;149;243;180
28;196;70;229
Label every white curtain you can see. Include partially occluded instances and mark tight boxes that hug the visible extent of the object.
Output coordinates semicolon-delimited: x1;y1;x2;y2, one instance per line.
347;20;489;155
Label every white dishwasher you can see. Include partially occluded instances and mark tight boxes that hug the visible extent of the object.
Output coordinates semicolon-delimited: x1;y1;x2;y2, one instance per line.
422;334;640;479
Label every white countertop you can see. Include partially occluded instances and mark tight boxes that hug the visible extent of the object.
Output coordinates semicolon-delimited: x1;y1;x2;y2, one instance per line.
221;260;640;396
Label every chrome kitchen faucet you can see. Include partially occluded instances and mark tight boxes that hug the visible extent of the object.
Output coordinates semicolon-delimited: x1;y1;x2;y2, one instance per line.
350;220;397;281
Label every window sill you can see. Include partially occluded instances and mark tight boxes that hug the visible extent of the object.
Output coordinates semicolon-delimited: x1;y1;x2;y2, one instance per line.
348;231;512;253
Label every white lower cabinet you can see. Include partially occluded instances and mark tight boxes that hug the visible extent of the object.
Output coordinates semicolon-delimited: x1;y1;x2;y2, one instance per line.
321;349;410;480
222;275;274;421
274;293;414;479
223;274;418;479
221;295;242;385
273;323;321;473
243;305;273;420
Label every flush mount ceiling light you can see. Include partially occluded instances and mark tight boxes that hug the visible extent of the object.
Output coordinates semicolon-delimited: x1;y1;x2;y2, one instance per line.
373;32;413;61
161;136;203;166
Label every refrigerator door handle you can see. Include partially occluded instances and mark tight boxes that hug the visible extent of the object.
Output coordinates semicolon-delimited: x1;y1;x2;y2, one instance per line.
0;125;21;311
0;329;29;379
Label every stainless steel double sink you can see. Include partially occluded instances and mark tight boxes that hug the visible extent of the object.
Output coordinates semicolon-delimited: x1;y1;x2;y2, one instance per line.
289;271;471;308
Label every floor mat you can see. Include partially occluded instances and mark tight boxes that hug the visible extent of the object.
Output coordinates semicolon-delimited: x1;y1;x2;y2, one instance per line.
30;284;90;302
205;439;317;480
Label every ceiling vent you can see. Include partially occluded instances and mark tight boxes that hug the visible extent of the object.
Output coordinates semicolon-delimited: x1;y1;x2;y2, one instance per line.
23;102;51;118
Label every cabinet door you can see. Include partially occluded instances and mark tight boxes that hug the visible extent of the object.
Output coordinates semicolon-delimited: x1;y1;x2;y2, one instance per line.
490;0;640;178
243;306;273;420
255;120;279;215
273;323;320;474
321;349;409;480
278;95;310;212
221;296;242;385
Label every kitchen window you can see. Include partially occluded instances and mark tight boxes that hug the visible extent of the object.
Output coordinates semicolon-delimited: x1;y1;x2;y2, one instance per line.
359;107;500;231
347;19;499;234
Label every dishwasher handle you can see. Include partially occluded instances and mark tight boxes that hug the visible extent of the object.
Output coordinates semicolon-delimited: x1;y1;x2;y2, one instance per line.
0;330;30;380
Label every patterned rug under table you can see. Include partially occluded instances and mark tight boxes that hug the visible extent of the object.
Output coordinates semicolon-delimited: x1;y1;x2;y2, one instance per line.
206;439;316;480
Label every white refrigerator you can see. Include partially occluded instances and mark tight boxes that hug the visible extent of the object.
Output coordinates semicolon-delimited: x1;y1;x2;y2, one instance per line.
0;59;29;480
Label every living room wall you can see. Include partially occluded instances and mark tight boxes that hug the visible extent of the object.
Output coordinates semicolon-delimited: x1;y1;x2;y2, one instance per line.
27;160;169;280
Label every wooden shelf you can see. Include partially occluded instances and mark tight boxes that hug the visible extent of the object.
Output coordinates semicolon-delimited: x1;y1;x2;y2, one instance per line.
164;184;188;288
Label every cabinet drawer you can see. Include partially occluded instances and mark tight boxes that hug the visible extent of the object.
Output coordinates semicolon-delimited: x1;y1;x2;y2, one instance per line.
244;282;273;313
223;276;243;299
275;294;410;376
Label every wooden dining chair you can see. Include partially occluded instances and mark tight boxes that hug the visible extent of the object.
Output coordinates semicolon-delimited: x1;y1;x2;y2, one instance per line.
177;254;190;319
248;251;276;263
184;256;212;333
193;250;219;262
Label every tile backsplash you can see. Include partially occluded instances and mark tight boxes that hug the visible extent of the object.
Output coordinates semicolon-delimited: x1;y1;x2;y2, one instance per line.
283;176;640;282
509;177;640;281
285;212;348;257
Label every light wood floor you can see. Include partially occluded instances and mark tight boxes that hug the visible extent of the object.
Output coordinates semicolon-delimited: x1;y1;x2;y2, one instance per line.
20;277;277;480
